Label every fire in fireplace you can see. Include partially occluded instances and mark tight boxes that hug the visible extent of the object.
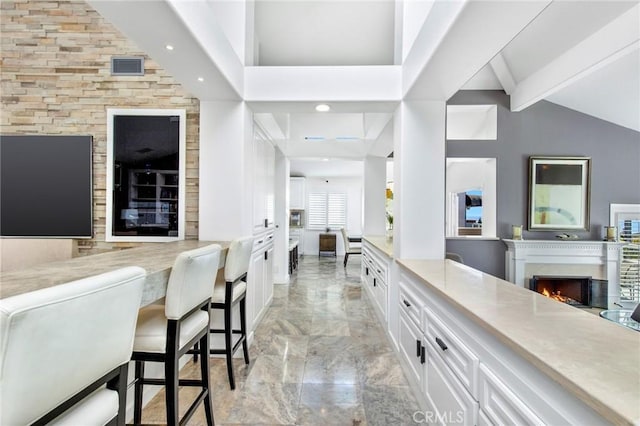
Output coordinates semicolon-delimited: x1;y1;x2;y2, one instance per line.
529;275;608;308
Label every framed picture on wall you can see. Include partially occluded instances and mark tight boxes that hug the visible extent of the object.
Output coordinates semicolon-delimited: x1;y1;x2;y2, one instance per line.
528;156;591;231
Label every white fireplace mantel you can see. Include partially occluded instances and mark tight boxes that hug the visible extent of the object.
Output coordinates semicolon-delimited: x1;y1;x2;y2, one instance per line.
503;239;626;309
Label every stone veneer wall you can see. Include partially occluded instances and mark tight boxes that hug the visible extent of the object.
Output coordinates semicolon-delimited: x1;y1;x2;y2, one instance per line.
1;0;200;254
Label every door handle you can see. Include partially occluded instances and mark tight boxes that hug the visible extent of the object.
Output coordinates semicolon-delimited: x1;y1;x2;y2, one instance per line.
435;337;448;351
403;299;411;308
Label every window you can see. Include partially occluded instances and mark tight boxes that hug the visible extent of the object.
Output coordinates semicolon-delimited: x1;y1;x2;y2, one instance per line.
611;204;640;304
308;192;346;230
446;158;496;238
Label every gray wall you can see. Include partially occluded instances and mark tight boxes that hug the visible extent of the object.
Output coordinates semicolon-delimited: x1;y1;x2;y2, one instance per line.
446;90;640;279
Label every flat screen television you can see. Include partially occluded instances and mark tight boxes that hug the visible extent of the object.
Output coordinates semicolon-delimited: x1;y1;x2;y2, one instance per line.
0;135;93;238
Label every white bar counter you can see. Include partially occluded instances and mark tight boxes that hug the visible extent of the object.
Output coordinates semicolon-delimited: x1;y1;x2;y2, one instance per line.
0;240;229;306
398;258;640;425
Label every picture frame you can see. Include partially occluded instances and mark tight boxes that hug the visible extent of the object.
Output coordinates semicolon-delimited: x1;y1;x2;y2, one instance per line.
528;156;591;231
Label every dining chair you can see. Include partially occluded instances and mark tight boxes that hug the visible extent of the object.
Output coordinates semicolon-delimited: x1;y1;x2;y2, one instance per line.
341;227;362;267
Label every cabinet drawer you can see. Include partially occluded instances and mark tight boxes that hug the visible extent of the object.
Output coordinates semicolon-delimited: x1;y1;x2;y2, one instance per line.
426;345;478;426
399;283;422;331
478;364;543;426
425;307;479;398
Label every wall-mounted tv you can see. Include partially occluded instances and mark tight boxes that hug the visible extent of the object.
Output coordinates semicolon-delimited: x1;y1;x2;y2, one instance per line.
1;135;93;238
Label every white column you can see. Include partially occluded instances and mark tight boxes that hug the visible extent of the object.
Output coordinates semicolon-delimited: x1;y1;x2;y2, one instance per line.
198;101;253;240
363;156;387;236
393;100;446;259
273;148;290;284
605;243;623;309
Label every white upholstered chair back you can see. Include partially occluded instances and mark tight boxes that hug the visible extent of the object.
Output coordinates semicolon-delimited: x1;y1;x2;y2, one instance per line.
0;266;146;425
165;244;221;320
341;228;351;250
223;236;254;283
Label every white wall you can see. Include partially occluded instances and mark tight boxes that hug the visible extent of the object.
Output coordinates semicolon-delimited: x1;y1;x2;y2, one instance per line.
273;148;290;283
198;101;253;240
302;177;363;256
0;239;74;272
363;156;387;235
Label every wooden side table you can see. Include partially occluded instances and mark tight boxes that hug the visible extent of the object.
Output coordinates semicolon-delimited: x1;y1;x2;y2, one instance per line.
319;233;336;257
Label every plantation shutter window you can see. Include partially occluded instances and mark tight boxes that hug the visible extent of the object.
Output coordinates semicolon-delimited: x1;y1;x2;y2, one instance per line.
308;192;327;230
327;193;347;229
307;191;347;230
619;218;640;303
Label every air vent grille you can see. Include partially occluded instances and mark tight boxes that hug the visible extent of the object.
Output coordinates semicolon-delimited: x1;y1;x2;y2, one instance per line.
111;56;144;76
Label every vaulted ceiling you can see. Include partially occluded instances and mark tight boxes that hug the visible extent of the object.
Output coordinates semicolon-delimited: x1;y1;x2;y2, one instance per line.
89;0;639;177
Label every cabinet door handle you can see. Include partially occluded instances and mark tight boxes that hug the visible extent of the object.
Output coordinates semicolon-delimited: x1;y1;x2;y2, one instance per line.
264;251;268;260
365;267;369;276
435;337;448;351
264;218;268;228
258;240;264;244
373;278;377;287
416;339;422;358
421;345;426;364
377;269;381;274
403;299;411;308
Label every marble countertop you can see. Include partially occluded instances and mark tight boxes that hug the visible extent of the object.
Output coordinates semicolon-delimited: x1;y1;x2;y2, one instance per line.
363;235;393;258
397;259;640;425
0;240;229;306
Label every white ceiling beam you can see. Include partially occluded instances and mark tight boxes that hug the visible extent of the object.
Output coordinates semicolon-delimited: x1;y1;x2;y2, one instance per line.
244;66;402;102
254;113;286;140
489;53;517;95
88;0;242;101
511;4;640;112
278;141;369;159
364;113;394;140
404;0;552;100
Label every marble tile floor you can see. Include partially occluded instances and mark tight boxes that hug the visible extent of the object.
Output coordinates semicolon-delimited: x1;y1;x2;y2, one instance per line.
139;255;421;425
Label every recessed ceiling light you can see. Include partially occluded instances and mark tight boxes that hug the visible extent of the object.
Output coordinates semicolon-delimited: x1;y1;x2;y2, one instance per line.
165;44;174;51
197;77;204;82
322;158;329;162
315;104;331;112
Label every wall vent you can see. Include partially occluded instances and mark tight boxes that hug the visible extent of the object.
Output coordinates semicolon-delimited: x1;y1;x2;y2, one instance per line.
111;56;144;76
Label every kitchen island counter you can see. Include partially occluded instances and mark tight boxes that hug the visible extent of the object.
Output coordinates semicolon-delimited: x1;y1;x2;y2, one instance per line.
398;258;640;426
0;240;229;306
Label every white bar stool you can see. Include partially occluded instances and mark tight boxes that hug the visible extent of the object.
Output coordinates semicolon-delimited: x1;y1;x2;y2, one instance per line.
131;244;221;426
0;266;146;426
208;236;254;390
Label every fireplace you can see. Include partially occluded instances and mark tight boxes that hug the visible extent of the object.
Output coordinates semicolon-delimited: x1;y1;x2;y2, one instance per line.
529;276;608;309
504;239;625;309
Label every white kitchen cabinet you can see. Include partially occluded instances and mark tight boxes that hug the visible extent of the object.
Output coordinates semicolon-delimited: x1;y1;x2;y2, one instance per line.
425;343;479;426
289;177;305;210
424;307;479;398
361;240;390;322
478;364;544;426
246;231;274;333
398;308;425;387
264;244;274;306
253;126;275;233
395;262;609;426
